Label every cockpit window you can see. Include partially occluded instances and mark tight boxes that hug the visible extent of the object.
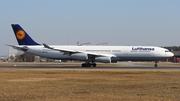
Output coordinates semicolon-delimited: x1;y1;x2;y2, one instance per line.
165;50;169;52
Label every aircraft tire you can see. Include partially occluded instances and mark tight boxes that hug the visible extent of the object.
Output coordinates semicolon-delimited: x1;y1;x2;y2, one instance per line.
154;64;158;67
82;63;91;67
92;63;96;67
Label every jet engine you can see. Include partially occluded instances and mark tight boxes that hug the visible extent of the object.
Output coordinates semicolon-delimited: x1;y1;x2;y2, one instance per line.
95;57;119;63
71;53;88;60
95;57;111;63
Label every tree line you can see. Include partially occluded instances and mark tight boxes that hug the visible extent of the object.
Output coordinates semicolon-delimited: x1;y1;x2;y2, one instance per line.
164;46;180;51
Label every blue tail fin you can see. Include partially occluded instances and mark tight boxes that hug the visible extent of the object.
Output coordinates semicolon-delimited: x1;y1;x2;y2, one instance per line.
11;24;40;45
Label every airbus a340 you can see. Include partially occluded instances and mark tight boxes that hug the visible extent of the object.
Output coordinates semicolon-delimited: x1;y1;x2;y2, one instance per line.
7;24;174;67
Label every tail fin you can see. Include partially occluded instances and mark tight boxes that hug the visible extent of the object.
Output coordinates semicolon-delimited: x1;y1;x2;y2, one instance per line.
11;24;40;45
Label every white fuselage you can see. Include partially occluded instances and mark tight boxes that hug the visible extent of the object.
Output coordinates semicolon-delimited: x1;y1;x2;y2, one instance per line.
23;45;174;62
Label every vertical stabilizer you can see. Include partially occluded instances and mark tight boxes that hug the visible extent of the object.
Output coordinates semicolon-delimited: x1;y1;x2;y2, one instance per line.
11;24;40;45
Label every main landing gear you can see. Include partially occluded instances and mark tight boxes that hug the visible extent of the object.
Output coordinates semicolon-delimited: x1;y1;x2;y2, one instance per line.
154;61;158;67
82;62;96;67
82;57;96;67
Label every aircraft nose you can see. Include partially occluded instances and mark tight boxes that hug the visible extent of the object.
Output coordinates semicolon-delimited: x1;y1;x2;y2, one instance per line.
169;52;174;57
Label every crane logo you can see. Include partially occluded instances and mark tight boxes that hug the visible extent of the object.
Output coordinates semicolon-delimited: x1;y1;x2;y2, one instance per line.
16;30;25;40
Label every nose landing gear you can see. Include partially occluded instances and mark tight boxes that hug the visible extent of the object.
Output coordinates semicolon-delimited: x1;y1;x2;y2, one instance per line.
154;61;158;67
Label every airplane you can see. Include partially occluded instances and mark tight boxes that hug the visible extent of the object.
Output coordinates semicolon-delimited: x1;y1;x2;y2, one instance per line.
7;24;174;67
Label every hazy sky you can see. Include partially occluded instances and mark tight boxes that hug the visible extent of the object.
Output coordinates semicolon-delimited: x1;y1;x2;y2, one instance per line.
0;0;180;56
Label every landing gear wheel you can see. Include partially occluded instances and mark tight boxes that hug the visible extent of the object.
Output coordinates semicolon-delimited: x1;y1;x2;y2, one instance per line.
92;63;96;67
87;63;91;67
81;63;96;67
81;63;91;67
154;61;158;67
82;63;86;67
154;64;158;67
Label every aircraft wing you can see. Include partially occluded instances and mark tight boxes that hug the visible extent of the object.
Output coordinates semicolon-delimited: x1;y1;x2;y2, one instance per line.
43;43;116;57
43;43;78;53
6;44;28;51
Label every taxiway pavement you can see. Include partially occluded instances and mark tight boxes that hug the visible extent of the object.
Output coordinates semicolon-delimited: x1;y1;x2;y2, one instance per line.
0;66;180;70
0;62;180;70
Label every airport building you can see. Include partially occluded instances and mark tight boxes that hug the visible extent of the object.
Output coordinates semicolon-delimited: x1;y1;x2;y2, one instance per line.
8;47;24;62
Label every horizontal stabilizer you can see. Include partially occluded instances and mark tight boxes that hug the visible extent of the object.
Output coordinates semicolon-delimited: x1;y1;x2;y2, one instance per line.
6;44;28;51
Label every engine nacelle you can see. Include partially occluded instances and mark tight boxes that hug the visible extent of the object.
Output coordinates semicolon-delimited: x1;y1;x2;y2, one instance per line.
111;57;119;63
95;57;111;63
95;57;119;63
71;53;88;60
